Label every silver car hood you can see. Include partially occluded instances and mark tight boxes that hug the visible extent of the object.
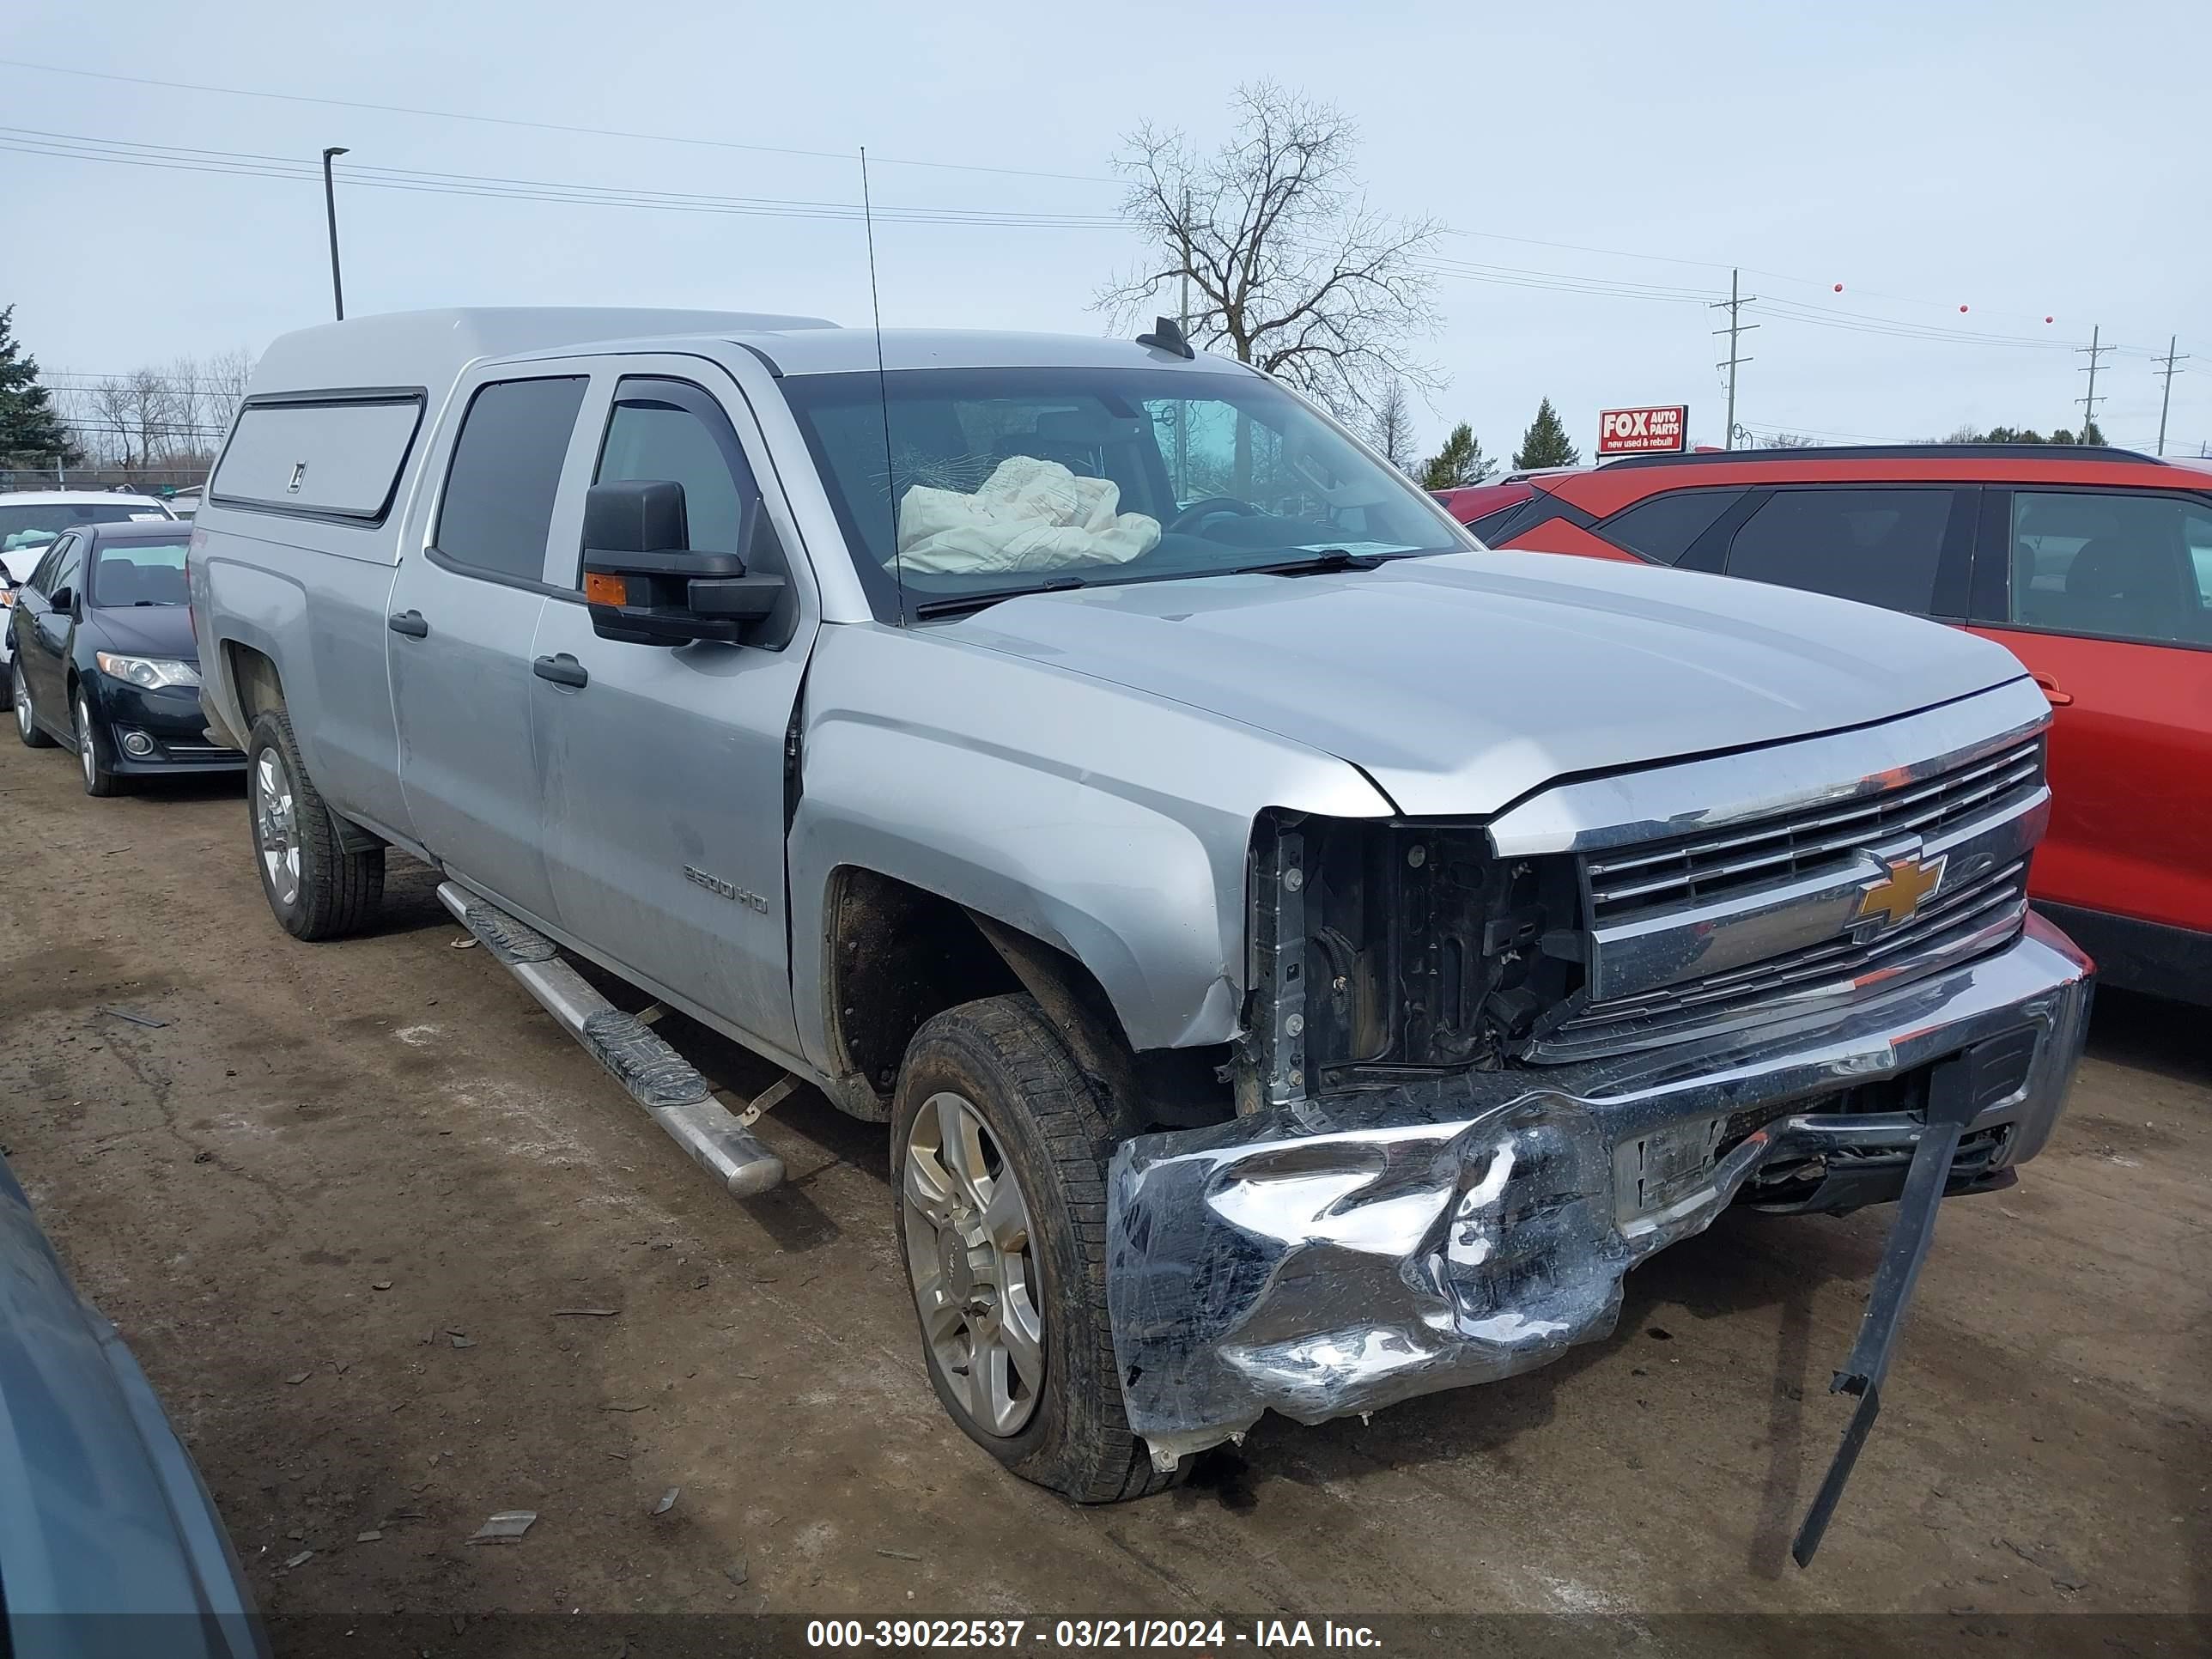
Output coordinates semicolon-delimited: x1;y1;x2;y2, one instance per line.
945;550;2031;817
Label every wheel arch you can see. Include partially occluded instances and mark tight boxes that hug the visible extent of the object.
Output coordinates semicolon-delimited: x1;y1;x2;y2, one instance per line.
813;866;1172;1131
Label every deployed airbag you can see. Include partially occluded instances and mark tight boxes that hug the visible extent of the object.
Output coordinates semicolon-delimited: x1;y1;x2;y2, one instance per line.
896;455;1161;574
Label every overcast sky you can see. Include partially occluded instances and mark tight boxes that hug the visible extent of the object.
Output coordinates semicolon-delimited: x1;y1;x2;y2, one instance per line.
6;0;2206;459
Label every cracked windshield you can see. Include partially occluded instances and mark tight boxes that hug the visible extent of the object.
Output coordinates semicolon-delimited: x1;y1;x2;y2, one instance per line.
782;367;1465;614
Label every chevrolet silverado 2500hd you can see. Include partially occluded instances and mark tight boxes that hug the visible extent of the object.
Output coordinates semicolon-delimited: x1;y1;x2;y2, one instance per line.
190;309;2091;1547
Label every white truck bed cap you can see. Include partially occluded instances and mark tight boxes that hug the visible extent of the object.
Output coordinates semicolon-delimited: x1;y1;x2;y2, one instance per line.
246;307;839;397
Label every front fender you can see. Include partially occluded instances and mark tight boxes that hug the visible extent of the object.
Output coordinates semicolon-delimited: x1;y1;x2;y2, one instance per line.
787;623;1393;1069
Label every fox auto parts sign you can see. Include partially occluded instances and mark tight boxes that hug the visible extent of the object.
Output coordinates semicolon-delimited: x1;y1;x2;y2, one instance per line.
1597;404;1688;457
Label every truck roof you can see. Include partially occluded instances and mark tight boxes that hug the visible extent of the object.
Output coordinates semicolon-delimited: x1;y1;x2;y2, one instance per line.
247;308;1253;397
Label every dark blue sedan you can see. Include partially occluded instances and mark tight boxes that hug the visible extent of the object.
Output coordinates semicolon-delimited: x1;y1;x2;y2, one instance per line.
9;520;243;795
0;1150;266;1656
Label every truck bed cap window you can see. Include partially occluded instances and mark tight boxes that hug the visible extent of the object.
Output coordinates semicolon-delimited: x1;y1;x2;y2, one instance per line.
210;392;425;523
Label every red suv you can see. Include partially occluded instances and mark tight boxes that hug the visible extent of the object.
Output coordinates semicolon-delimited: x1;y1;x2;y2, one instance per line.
1466;446;2212;1006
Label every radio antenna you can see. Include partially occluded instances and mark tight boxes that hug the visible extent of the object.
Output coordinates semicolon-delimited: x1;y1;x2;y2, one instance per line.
860;146;905;622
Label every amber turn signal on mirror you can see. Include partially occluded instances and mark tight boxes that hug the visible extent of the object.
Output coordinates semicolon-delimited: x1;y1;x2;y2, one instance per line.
584;572;629;606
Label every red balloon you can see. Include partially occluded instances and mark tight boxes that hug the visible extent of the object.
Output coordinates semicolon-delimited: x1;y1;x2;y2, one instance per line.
1832;283;1844;292
2045;315;2055;324
1959;304;1970;313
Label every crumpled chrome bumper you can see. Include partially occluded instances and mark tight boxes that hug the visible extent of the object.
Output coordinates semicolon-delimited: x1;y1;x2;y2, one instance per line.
1105;914;2093;1468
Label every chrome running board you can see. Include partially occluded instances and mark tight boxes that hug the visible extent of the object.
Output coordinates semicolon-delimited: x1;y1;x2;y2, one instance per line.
436;881;785;1197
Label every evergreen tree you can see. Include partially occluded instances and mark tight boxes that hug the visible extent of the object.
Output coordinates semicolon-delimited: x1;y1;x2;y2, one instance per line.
1418;423;1494;489
0;307;76;468
1958;421;2104;446
1511;398;1580;469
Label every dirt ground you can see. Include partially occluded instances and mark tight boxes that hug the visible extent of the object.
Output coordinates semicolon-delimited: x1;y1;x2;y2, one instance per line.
0;738;2205;1652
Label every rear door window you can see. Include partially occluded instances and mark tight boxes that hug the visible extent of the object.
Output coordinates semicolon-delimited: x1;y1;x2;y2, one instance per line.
1597;488;1749;563
2007;489;2212;647
26;533;76;595
1466;501;1528;544
434;376;590;586
48;538;85;601
212;395;425;521
1723;487;1961;614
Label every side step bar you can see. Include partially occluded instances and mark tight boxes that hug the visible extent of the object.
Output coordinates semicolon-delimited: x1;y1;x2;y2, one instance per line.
436;882;786;1197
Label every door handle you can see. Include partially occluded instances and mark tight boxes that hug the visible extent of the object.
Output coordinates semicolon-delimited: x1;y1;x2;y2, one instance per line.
2032;671;2073;707
387;610;429;639
532;653;589;689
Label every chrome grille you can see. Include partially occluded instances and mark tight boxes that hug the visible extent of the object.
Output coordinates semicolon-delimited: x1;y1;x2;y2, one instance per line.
1584;737;2044;924
1556;857;2030;1048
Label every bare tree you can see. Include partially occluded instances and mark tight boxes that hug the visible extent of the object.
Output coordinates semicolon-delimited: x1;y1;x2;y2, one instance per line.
164;356;208;441
1757;430;1825;449
1369;379;1419;473
204;347;254;432
123;368;183;467
1097;83;1443;427
82;377;145;467
56;352;255;481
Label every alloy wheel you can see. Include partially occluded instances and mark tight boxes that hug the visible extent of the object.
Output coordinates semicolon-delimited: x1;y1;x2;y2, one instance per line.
253;746;302;908
76;696;96;789
902;1091;1045;1437
13;674;29;738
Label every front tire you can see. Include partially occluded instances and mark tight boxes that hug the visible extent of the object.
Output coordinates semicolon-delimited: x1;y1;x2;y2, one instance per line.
891;994;1177;1504
75;688;119;796
15;667;54;747
246;706;384;939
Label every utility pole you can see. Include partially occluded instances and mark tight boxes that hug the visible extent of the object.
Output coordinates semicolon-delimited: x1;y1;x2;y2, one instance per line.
2074;325;2112;442
2154;335;2189;457
321;146;350;321
1711;269;1757;449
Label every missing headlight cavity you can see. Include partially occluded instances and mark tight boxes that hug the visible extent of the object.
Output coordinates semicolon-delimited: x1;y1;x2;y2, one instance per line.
1246;811;1584;1104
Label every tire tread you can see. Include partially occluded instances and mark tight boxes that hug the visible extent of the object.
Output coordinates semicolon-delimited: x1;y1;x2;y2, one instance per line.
897;994;1178;1504
248;706;385;939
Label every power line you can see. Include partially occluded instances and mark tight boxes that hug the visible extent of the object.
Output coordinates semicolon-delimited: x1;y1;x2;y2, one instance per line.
0;131;1128;228
16;130;2187;369
17;53;2201;362
0;56;1121;185
1747;298;2076;352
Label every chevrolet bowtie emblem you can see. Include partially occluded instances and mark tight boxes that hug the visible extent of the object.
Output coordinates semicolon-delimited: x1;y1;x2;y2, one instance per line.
1852;850;1948;932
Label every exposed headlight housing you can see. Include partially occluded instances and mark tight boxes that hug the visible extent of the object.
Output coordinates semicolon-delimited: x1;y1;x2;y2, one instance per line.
94;652;200;690
1245;811;1585;1105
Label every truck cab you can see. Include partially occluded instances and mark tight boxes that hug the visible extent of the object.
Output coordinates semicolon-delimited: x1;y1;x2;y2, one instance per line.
190;310;2092;1543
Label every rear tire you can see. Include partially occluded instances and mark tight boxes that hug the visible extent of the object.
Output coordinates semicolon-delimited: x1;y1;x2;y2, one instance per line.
891;994;1179;1504
75;688;122;797
246;706;384;939
15;668;54;748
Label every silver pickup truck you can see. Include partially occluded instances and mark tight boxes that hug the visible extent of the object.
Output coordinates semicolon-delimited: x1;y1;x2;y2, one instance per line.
190;308;2090;1548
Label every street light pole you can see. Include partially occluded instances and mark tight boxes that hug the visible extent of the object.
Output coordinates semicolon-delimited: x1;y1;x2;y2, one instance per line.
321;147;349;321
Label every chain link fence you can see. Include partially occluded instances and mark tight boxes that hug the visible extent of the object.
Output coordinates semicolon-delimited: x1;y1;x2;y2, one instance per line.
1;454;211;495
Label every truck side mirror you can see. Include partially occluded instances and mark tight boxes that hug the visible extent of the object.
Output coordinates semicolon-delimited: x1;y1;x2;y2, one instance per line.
581;480;786;647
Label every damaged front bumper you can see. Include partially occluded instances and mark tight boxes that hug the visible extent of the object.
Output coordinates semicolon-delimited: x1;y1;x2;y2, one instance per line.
1105;914;2093;1468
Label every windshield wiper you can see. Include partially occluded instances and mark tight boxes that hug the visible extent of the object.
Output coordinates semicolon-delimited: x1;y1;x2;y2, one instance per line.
1239;548;1389;578
912;574;1089;619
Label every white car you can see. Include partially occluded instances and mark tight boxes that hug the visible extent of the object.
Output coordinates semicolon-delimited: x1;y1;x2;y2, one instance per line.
0;491;177;685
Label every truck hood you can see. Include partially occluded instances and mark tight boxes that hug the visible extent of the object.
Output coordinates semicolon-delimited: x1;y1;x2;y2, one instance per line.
945;550;2031;816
